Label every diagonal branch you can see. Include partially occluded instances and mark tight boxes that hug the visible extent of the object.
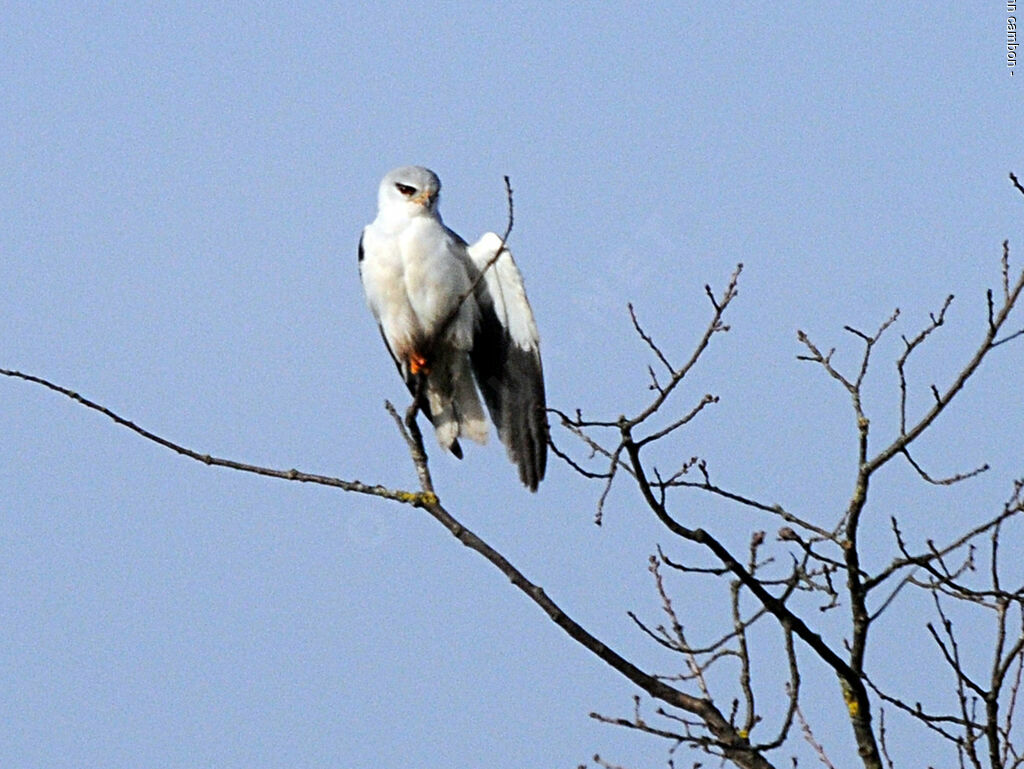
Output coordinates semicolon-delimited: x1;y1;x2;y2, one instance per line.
620;431;859;685
867;252;1024;474
1;364;777;769
1011;171;1024;199
626;264;742;429
1;368;434;507
630;302;675;375
394;392;775;769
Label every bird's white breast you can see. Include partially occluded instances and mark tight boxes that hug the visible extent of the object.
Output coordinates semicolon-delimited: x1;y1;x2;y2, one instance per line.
361;214;476;356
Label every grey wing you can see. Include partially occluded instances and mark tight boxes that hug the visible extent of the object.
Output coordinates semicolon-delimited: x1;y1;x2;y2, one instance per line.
466;233;548;491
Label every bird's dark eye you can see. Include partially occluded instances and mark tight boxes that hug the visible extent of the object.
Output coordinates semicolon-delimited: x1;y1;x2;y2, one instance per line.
395;183;416;197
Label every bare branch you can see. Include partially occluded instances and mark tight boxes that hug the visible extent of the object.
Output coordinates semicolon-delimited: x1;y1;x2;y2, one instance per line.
2;364;776;768
667;461;834;541
795;332;852;392
793;699;837;769
992;327;1024;348
1005;239;1013;302
901;447;989;486
877;709;895;769
1011;171;1024;199
0;368;436;508
864;671;978;745
412;489;774;766
866;490;1024;594
547;432;613;480
385;387;435;494
625;264;742;429
867;247;1024;474
590;699;686;744
621;431;865;702
630;302;675;375
636;393;718;447
897;294;954;434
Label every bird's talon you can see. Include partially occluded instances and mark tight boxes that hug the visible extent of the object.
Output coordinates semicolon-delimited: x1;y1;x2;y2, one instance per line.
409;353;430;376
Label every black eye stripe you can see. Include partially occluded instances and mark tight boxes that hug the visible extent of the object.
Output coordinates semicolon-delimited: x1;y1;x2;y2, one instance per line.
395;183;416;196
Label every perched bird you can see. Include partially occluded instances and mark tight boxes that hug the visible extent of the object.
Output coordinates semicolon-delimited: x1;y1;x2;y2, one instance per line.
359;166;548;490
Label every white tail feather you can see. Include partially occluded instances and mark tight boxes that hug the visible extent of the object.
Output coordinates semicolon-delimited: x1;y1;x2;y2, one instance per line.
427;353;489;450
453;356;488;444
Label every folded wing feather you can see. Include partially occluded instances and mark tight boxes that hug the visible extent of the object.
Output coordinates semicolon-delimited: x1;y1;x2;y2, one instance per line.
466;233;548;491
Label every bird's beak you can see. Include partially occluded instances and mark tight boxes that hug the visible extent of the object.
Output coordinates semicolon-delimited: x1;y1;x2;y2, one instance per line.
412;190;434;206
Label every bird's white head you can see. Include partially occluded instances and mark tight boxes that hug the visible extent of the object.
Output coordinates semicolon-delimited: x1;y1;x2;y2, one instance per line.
377;165;442;220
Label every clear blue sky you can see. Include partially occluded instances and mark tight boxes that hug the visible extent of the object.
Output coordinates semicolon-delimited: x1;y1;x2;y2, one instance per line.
3;3;1022;767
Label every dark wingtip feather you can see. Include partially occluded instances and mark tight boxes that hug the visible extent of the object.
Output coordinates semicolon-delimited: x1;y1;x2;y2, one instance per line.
472;338;548;491
517;398;548;492
465;243;548;491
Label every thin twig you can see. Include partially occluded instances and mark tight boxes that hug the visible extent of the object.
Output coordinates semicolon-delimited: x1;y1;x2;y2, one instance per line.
428;175;516;363
1010;172;1024;198
630;303;675;374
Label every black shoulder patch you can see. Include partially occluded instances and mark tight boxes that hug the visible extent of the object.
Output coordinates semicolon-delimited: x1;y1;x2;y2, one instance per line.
358;234;365;263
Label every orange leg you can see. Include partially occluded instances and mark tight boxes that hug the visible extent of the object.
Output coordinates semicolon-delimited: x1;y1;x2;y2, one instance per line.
409;352;430;376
